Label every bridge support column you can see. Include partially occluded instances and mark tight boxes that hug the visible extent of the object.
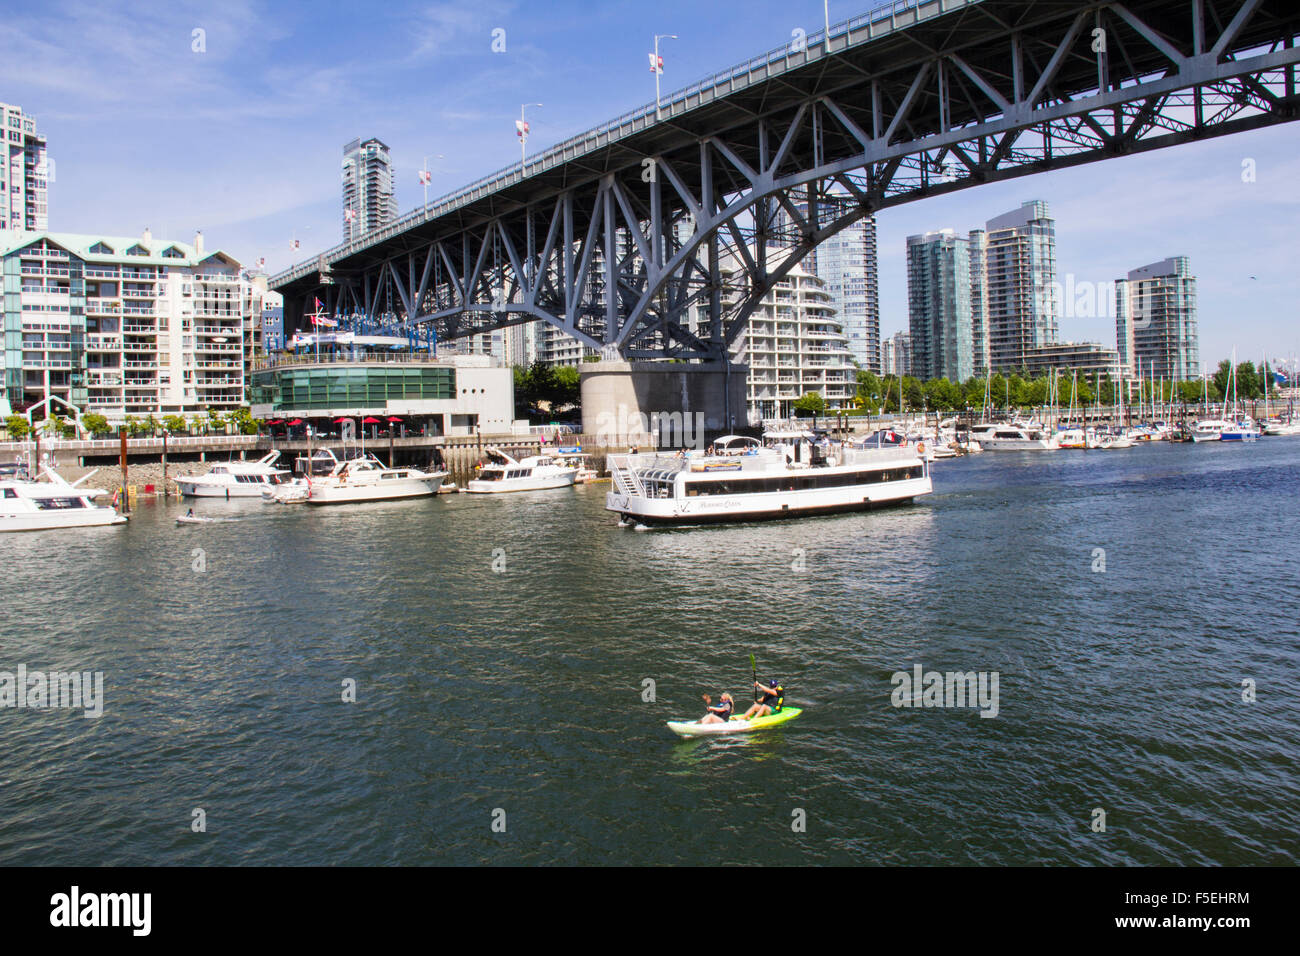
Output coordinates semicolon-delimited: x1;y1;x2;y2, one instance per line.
580;360;750;449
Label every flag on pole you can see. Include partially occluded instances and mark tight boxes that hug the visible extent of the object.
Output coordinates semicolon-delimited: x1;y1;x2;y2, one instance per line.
290;238;300;251
311;315;338;328
649;53;663;73
344;207;356;222
256;257;266;269
515;119;529;141
418;169;431;186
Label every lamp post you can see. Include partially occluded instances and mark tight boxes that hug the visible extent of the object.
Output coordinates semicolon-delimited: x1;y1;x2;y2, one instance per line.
518;104;542;171
420;154;444;207
653;35;677;120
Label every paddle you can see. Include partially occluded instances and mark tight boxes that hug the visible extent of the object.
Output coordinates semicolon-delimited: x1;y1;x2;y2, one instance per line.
751;653;760;702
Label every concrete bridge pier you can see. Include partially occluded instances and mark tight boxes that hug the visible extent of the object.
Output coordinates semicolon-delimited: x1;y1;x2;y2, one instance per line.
580;360;750;449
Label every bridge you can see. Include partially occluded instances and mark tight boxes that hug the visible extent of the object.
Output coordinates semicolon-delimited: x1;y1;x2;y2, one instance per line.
272;0;1300;368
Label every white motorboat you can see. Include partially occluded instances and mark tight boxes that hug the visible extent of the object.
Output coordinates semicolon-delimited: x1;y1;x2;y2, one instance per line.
465;447;579;493
968;422;1060;451
176;451;290;498
1094;428;1134;450
0;468;127;532
551;447;600;483
1220;419;1261;442
1190;419;1228;442
606;434;931;527
304;456;446;505
1262;418;1300;436
263;479;310;504
1055;427;1089;450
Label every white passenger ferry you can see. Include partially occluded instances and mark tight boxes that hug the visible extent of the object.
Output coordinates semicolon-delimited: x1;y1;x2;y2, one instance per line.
465;447;578;494
176;451;291;498
605;435;931;526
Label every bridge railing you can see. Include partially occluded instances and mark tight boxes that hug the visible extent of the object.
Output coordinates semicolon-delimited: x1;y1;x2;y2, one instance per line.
272;0;947;287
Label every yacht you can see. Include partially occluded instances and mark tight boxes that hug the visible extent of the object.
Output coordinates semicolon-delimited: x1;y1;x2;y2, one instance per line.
606;434;930;527
0;468;127;532
176;451;291;498
304;456;447;505
1093;428;1134;450
465;448;579;493
968;422;1060;451
1220;418;1262;442
1262;417;1300;436
1190;419;1228;442
1055;427;1089;450
551;447;600;483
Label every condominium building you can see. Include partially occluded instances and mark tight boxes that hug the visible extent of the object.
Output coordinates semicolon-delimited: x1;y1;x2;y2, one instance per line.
811;213;881;371
967;228;990;376
341;138;397;243
1;102;48;233
730;261;855;420
985;201;1058;372
906;229;974;383
1115;256;1199;381
1019;342;1123;380
881;331;912;377
1;230;258;419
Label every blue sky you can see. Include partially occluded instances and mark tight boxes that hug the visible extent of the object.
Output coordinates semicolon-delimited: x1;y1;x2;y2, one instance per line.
3;0;1297;367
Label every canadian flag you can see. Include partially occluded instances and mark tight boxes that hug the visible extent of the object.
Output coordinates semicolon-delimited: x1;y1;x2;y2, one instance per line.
418;169;431;186
290;238;300;251
344;207;356;222
649;53;663;74
515;119;529;140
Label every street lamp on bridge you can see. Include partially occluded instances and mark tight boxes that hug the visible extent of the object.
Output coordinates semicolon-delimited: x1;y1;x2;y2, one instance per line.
518;103;542;172
652;34;677;121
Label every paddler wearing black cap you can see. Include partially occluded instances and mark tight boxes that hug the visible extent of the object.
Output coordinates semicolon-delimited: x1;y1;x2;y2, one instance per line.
742;678;783;719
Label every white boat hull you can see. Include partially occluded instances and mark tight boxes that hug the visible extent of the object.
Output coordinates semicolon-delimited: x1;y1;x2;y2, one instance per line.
178;481;273;498
0;508;126;532
305;475;444;504
607;475;931;526
465;473;577;494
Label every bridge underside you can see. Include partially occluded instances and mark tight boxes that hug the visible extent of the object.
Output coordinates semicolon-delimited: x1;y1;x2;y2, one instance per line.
275;0;1300;363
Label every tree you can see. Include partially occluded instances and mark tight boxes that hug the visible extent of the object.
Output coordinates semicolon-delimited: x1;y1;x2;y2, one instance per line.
792;391;826;417
855;370;883;413
82;414;111;437
229;408;260;435
1212;359;1232;399
162;414;188;434
143;414;161;437
5;415;30;440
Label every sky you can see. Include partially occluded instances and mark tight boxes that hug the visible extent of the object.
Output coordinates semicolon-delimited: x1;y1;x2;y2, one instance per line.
3;0;1297;368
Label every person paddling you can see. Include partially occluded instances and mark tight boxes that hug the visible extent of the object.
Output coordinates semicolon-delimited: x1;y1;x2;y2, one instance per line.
742;678;784;720
699;692;734;724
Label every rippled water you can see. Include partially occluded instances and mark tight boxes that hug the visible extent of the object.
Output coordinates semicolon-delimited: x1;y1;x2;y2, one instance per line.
1;440;1296;865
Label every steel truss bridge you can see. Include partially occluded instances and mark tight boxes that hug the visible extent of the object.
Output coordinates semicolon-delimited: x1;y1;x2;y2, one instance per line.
272;0;1300;362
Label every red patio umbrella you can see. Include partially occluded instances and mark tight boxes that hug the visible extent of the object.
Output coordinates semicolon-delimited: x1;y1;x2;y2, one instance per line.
362;416;382;424
334;417;352;423
286;418;304;425
385;416;403;422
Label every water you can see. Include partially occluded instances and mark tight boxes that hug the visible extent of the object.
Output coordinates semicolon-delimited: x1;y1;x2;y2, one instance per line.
1;441;1296;865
